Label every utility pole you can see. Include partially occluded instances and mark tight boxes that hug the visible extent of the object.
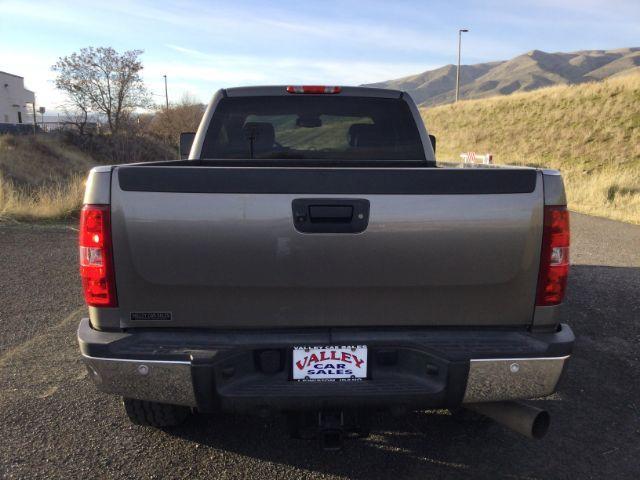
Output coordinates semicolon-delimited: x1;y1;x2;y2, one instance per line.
32;101;37;135
163;75;169;110
456;29;469;102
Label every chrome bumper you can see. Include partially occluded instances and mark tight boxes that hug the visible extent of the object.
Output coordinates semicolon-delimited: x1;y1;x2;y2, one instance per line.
462;356;570;403
82;355;196;407
82;353;569;408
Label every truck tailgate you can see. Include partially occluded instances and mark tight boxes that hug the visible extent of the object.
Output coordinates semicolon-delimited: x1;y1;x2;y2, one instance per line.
109;166;543;329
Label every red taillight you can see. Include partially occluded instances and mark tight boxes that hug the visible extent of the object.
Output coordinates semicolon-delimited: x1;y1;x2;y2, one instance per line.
286;85;341;94
536;205;570;306
79;205;117;307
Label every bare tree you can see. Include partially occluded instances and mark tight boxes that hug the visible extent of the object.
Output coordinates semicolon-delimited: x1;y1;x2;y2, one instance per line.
53;47;150;134
62;105;89;135
59;85;92;135
146;93;205;148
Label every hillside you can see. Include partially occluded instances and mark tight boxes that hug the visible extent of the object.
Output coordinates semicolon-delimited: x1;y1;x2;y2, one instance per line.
0;134;95;187
0;132;174;221
1;76;638;224
421;73;640;224
366;47;640;106
0;135;95;221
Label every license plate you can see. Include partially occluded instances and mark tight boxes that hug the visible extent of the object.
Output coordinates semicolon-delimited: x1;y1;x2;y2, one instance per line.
292;345;368;381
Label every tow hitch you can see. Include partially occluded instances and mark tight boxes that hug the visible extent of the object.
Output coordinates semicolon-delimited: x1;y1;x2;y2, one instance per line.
318;410;344;450
286;410;370;450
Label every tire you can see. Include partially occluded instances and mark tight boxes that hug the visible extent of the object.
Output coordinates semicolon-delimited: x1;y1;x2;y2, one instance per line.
122;398;190;427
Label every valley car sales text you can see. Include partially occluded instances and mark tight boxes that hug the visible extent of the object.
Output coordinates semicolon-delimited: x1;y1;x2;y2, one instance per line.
293;346;367;381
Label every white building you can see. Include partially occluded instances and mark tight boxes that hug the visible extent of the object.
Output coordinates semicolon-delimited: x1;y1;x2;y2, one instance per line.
0;71;35;124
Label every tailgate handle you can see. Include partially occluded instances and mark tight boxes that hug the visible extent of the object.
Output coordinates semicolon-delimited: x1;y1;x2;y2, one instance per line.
308;205;353;223
292;199;370;233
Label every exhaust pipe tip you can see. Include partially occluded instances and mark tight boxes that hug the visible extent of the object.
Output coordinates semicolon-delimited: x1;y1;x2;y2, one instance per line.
466;401;550;439
530;409;550;439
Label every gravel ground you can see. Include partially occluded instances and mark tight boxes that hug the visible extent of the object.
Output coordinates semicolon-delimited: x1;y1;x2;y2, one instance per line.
0;213;638;479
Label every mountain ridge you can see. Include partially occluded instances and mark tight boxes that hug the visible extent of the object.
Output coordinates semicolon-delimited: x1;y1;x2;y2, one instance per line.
364;47;640;106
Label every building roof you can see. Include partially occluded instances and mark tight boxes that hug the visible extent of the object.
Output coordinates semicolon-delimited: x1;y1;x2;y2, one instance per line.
0;71;25;79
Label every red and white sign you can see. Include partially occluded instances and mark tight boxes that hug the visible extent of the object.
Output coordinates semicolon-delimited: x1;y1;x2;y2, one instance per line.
461;152;493;164
292;345;368;381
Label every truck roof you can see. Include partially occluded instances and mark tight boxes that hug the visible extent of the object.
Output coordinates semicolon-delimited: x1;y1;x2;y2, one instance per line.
223;85;404;99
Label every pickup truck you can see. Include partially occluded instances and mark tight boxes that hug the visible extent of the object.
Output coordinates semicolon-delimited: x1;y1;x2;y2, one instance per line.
77;85;573;446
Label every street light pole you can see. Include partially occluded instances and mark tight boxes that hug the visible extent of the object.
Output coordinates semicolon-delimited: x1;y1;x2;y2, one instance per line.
455;29;469;102
163;75;169;110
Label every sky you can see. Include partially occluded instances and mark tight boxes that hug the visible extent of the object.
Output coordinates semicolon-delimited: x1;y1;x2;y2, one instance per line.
1;0;638;111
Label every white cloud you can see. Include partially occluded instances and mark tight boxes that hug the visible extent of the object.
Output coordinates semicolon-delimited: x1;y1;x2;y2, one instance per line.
8;0;635;112
154;45;437;103
1;42;431;112
81;0;509;58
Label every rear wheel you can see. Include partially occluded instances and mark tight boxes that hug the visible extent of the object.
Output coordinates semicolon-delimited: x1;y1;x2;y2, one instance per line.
122;398;190;427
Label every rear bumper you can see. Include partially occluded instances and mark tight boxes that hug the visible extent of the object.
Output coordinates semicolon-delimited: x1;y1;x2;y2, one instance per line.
78;319;574;412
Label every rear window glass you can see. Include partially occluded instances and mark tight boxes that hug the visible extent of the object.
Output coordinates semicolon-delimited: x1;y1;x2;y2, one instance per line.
200;96;425;161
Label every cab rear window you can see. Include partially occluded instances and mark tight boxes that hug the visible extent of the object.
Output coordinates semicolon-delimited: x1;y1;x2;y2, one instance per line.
200;96;425;161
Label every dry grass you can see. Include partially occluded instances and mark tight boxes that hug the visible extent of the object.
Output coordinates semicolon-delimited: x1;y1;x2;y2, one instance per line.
564;166;640;223
2;75;639;223
422;73;640;224
0;174;85;222
0;134;93;222
0;131;178;222
0;134;95;187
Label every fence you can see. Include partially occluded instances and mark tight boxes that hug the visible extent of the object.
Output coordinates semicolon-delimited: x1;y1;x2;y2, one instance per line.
0;123;39;135
0;120;98;134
